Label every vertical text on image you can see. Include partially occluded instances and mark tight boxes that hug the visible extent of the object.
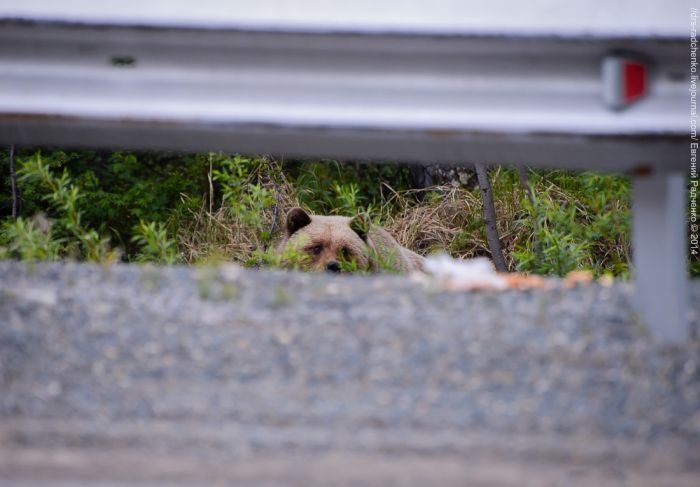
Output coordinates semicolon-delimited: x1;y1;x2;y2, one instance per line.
690;8;698;257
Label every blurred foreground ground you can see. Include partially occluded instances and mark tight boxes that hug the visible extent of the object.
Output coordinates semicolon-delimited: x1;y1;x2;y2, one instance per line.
1;262;699;486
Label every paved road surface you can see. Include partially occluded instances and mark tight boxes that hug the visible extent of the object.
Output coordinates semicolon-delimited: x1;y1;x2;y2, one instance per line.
1;262;699;485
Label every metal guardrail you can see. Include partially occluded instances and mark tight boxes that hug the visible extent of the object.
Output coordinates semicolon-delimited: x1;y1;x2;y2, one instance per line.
0;1;690;341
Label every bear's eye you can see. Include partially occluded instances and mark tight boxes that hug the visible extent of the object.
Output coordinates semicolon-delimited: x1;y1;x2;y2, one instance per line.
340;247;352;260
310;244;323;255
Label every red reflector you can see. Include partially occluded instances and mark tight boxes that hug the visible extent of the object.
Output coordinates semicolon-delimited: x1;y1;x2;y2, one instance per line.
624;62;646;102
602;53;648;110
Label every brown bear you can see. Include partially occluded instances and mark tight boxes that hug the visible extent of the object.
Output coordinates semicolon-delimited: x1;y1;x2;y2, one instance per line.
276;207;424;273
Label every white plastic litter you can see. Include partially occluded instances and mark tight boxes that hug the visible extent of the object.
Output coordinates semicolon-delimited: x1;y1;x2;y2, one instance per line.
423;253;507;291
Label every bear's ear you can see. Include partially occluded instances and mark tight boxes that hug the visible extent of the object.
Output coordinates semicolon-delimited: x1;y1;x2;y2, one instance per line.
349;213;371;242
286;207;312;236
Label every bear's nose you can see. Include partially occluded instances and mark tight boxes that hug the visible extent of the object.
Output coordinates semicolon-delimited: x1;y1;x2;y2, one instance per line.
326;262;341;273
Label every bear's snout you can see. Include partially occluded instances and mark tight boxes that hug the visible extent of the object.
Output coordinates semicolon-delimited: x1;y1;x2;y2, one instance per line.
325;261;341;273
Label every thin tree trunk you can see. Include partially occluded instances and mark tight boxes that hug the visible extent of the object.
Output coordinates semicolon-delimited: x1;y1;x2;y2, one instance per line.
10;144;18;219
474;163;507;272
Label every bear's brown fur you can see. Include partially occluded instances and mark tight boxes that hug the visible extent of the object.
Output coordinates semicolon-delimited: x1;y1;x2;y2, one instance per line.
276;207;424;273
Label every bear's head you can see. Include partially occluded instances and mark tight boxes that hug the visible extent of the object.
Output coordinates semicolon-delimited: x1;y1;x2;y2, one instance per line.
279;207;372;273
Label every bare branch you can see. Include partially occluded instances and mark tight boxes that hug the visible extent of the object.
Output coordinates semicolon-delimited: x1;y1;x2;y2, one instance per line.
475;163;507;272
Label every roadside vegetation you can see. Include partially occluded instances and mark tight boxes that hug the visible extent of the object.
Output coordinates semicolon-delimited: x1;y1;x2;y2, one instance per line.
0;149;647;277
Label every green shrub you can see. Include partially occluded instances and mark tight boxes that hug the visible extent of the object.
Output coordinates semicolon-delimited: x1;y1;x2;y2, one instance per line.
212;154;279;245
7;153;117;262
286;160;409;216
131;220;181;265
1;152;179;264
1;148;643;277
511;170;630;277
4;149;211;255
0;216;62;261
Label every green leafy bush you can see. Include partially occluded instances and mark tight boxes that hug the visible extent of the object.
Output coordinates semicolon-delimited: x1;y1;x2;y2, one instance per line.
3;153;116;262
512;171;630;277
131;221;180;265
0;148;645;277
0;216;62;261
212;154;279;244
1;152;179;264
286;160;410;216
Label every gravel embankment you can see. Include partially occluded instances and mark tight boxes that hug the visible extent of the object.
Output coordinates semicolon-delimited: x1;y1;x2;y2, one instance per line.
1;262;699;486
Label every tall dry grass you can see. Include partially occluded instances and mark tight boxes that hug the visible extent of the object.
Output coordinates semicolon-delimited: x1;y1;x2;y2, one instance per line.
177;162;299;265
175;163;631;277
178;181;526;271
381;183;524;271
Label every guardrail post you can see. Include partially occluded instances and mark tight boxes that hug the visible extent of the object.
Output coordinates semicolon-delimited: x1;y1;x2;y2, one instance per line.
632;171;688;343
